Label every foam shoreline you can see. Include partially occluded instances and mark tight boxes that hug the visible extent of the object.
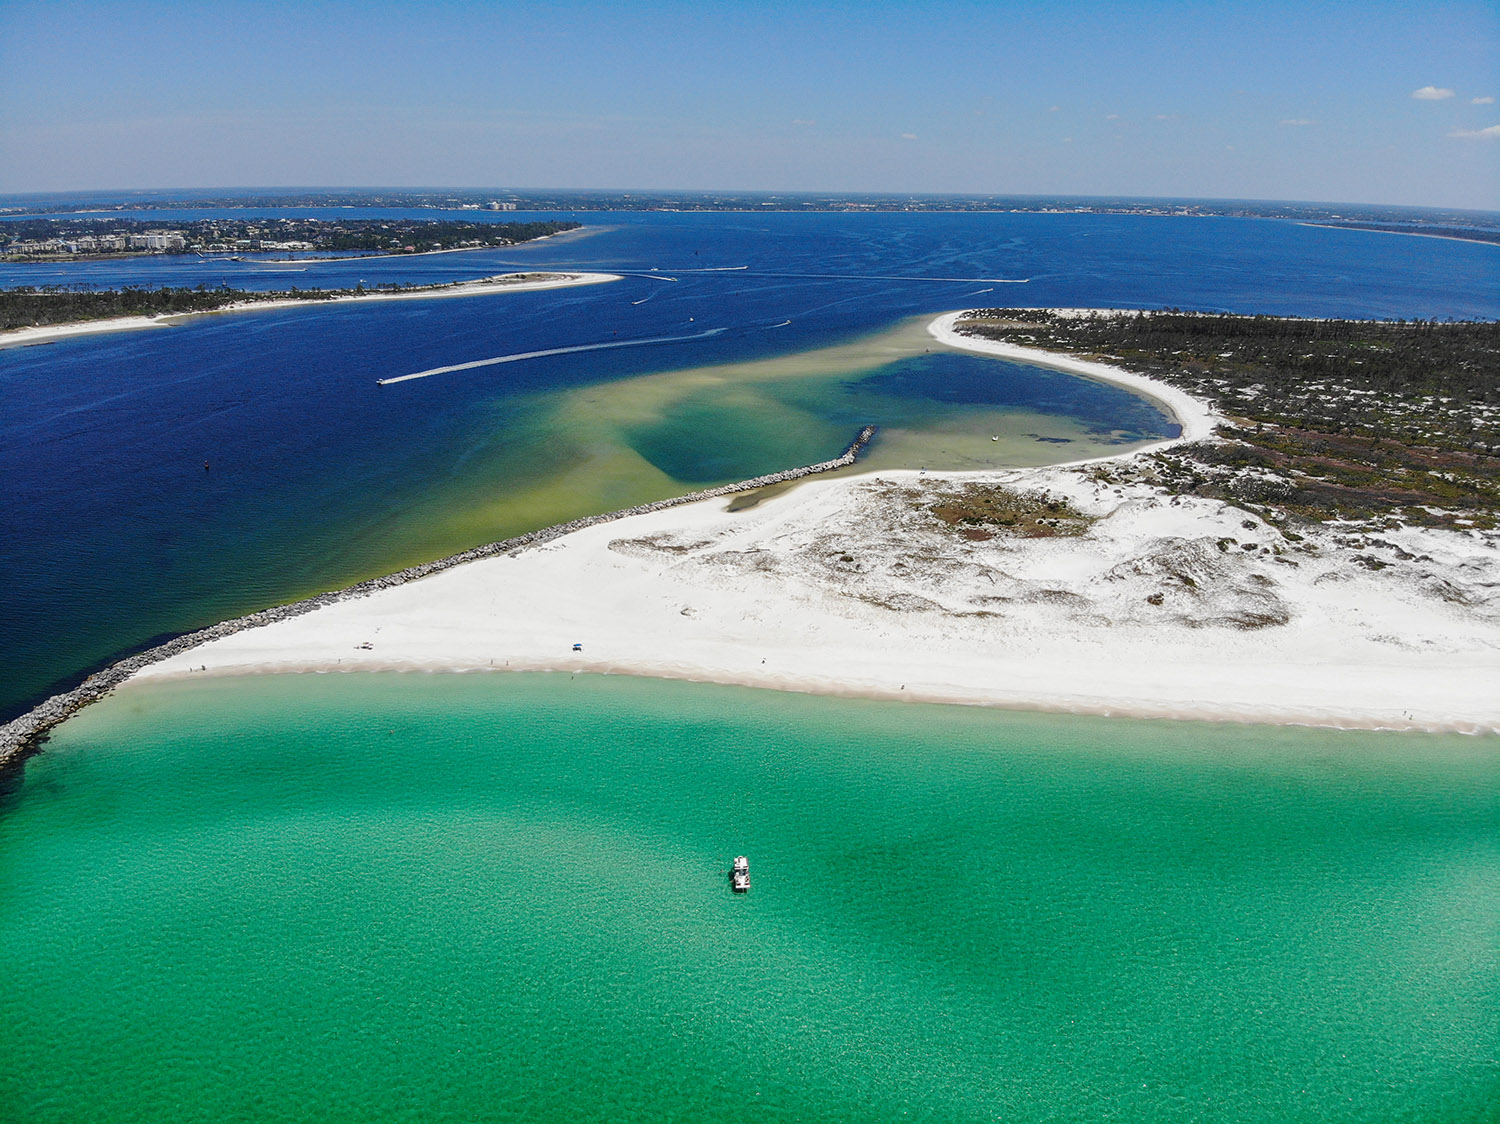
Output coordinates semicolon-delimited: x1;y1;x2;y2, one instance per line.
0;271;621;349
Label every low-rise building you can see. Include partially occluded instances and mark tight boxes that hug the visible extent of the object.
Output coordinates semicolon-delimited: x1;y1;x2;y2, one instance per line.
128;231;187;251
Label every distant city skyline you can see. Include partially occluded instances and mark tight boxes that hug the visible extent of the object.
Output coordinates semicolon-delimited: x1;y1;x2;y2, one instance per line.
2;0;1496;211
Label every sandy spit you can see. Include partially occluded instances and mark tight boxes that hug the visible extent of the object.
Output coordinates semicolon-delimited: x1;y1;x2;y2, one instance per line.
927;310;1222;449
0;272;621;349
125;312;1498;733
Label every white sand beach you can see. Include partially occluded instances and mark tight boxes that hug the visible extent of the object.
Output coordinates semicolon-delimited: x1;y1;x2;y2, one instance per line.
0;271;620;349
133;311;1500;732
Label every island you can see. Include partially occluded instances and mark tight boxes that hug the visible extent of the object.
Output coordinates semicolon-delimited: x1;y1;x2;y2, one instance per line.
4;307;1494;767
0;272;621;346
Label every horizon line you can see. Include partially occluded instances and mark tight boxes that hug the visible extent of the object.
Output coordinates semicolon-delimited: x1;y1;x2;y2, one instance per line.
1;186;1496;218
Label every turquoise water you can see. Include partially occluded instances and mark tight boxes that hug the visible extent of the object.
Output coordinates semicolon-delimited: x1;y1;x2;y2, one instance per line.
3;673;1497;1122
6;207;1499;1122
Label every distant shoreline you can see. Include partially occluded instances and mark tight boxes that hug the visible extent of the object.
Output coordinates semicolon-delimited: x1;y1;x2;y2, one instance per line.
1298;222;1500;247
0;271;621;349
229;223;597;265
3;233;581;267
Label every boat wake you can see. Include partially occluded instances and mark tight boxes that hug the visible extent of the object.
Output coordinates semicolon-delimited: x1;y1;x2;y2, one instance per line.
377;328;728;385
757;271;1028;283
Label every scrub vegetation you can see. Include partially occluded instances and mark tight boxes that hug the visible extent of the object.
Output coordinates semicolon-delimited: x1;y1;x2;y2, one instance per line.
956;310;1500;530
927;485;1095;540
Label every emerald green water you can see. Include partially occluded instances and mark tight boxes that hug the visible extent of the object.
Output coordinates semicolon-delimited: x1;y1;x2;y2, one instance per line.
3;674;1496;1122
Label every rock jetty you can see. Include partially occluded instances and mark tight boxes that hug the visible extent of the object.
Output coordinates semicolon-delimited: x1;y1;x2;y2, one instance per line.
0;426;879;771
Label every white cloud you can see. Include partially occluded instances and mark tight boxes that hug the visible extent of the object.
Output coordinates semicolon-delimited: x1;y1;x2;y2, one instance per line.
1473;96;1496;105
1280;118;1315;126
1048;105;1061;113
790;119;816;127
1153;113;1177;121
1105;113;1120;120
1448;124;1500;139
1412;85;1455;100
900;132;917;140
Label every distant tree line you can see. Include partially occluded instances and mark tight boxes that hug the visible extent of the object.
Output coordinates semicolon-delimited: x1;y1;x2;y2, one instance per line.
6;191;1496;233
1311;221;1500;245
961;310;1500;429
0;282;401;331
0;218;579;257
959;309;1500;527
312;220;576;252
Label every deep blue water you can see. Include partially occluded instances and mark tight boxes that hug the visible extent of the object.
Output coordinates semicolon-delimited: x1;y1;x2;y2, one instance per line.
3;210;1497;720
4;209;1498;319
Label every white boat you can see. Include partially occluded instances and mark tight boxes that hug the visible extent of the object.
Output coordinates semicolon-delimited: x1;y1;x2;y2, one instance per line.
730;856;750;893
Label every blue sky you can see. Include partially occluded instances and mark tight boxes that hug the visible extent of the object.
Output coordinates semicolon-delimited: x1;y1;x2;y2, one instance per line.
2;0;1496;209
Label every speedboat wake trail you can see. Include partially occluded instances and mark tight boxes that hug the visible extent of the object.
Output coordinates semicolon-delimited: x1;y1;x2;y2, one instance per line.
377;328;727;385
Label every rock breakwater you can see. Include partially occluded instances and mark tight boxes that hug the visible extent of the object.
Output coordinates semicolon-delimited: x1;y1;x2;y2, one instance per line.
0;426;878;772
